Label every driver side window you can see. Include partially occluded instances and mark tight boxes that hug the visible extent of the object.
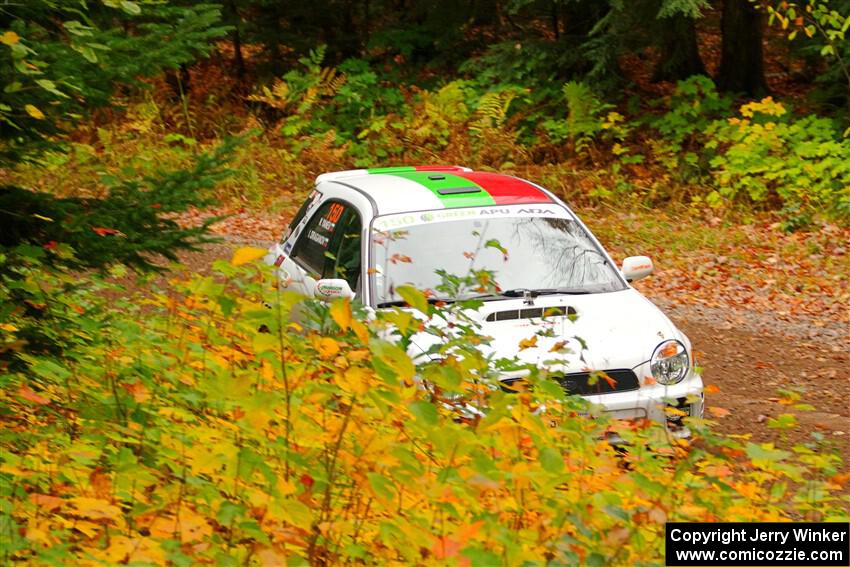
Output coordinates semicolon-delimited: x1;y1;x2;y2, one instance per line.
330;208;362;292
291;200;362;292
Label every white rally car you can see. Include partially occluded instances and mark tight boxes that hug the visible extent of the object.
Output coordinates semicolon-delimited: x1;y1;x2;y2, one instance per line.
266;166;704;430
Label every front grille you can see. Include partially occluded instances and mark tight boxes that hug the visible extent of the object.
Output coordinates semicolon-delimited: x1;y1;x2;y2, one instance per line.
500;369;641;396
554;369;640;396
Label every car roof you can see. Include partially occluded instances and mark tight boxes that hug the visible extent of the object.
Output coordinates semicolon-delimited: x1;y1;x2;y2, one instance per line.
316;166;558;215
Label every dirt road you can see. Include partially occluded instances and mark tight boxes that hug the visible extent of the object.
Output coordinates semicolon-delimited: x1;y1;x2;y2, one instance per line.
657;298;848;448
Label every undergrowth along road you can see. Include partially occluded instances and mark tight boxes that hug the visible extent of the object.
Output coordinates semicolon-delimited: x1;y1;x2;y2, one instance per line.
168;205;849;452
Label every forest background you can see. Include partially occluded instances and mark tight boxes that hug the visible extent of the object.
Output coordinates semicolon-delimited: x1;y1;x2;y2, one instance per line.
1;0;849;565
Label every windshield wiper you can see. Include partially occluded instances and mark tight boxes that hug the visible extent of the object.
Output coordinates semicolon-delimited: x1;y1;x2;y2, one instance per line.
377;296;454;308
377;287;600;308
378;292;514;308
457;293;514;302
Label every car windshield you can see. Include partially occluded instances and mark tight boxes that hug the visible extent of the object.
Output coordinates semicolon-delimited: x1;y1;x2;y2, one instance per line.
371;213;626;305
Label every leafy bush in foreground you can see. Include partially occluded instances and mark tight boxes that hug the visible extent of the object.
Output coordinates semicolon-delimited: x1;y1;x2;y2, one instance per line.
1;255;847;565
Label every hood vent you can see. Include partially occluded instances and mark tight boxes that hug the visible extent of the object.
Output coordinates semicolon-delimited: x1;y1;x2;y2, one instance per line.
485;305;576;322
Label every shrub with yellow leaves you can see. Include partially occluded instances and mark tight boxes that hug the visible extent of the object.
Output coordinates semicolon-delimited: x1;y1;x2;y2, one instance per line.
0;261;847;565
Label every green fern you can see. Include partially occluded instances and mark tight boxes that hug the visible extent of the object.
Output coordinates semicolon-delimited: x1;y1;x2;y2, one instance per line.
470;90;517;134
562;81;611;152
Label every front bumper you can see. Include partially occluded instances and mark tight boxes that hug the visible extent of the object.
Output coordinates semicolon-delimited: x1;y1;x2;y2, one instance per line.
580;370;704;423
500;367;705;436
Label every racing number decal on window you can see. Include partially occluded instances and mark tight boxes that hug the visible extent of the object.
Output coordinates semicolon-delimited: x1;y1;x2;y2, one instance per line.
325;203;345;223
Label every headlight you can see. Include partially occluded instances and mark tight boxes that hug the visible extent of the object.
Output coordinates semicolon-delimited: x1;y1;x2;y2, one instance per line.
650;340;689;385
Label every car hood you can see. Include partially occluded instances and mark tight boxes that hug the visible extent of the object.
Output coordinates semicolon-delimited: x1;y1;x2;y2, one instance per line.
408;288;683;373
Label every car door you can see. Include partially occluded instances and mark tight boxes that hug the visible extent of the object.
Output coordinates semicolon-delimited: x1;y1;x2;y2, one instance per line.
275;199;363;299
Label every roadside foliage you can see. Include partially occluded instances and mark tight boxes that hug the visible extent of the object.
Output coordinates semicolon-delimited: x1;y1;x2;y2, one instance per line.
1;255;847;565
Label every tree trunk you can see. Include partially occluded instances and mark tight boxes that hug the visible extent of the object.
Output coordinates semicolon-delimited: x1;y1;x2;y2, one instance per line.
562;0;602;39
227;0;245;79
653;14;705;82
717;0;768;96
551;1;560;40
165;64;191;98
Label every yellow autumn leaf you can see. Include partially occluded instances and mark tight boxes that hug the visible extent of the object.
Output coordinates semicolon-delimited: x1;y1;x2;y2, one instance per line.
334;367;371;395
69;497;122;521
128;537;166;564
260;359;275;381
0;323;17;332
351;319;369;343
231;246;268;266
91;536;127;562
25;518;53;545
149;509;212;543
279;499;313;529
74;520;101;538
315;336;340;359
330;298;352;331
246;408;272;431
665;406;688;417
276;477;297;497
1;31;19;45
25;104;45;120
518;335;538;350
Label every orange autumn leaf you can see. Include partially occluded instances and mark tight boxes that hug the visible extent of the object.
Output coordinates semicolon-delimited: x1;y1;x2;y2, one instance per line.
518;335;538;350
19;384;50;405
704;383;721;394
432;536;466;562
597;371;617;388
91;226;123;237
257;546;289;566
734;482;760;500
120;380;150;403
89;467;113;499
708;406;731;418
389;253;412;264
828;471;850;487
661;342;679;357
29;493;64;512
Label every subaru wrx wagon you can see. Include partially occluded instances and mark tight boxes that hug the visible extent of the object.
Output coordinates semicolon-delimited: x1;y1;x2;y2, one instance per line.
266;166;704;433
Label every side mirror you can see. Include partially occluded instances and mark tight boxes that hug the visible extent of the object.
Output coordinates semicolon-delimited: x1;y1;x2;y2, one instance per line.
314;278;355;300
621;256;654;282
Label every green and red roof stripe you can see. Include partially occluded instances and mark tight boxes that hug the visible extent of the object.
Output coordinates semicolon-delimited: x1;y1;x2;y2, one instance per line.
454;171;552;205
365;165;553;208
